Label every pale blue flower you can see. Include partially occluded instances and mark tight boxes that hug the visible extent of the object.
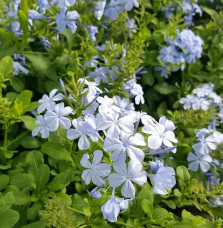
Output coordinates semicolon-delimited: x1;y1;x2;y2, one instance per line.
41;36;51;50
155;66;169;78
97;95;121;114
104;0;124;21
45;102;73;131
187;151;212;172
13;54;26;64
183;1;202;26
67;119;90;150
119;0;139;11
13;61;29;75
103;132;146;162
193;83;214;97
101;195;122;222
37;89;64;114
32;115;51;138
82;101;99;116
10;21;23;37
113;96;135;114
193;134;217;155
158;45;184;64
151;167;176;195
37;0;50;12
84;55;99;67
180;94;196;110
142;120;178;150
130;83;144;105
80;150;111;186
148;146;177;156
56;9;79;33
87;25;98;41
174;29;204;63
108;160;147;198
28;10;46;20
97;112;135;137
91;188;102;198
87;66;117;84
93;0;106;20
52;0;76;9
150;159;164;174
80;114;102;142
127;18;137;33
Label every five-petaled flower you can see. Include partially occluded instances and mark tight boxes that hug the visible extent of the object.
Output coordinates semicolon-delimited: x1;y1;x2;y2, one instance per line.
81;150;111;186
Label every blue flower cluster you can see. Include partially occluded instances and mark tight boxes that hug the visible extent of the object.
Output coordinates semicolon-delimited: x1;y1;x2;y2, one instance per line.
33;82;178;222
163;0;202;27
180;83;222;111
179;84;223;202
183;0;202;27
31;38;178;223
156;29;204;78
6;0;140;43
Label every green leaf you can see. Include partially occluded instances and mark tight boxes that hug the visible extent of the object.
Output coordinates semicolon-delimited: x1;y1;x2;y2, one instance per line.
0;56;13;76
0;209;20;228
27;202;42;220
23;101;39;112
154;82;175;95
0;175;9;191
26;151;44;175
20;0;29;15
176;166;191;190
152;208;168;220
12;77;24;92
41;142;73;162
24;53;58;81
21;135;41;148
202;6;218;19
142;72;154;86
181;210;195;220
16;90;32;109
20;116;37;131
162;200;176;209
142;199;153;218
12;191;31;205
0;192;15;210
18;10;29;38
20;220;47;228
35;165;50;194
49;168;73;191
10;173;36;189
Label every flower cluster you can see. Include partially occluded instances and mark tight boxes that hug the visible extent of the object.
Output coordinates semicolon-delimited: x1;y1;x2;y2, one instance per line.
183;0;202;26
5;0;140;43
32;80;178;222
180;84;222;111
163;0;202;26
187;128;223;173
179;84;223;174
156;29;204;78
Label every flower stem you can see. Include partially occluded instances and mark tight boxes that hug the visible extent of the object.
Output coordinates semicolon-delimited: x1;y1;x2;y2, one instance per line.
116;221;135;227
7;130;29;147
67;206;86;216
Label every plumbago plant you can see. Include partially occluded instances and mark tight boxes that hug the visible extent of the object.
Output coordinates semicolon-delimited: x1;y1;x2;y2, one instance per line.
0;0;223;227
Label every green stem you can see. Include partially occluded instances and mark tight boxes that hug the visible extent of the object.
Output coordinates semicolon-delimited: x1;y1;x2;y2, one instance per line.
67;206;86;216
79;225;87;228
70;140;74;154
22;51;49;55
115;221;135;227
3;123;8;149
7;130;29;147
